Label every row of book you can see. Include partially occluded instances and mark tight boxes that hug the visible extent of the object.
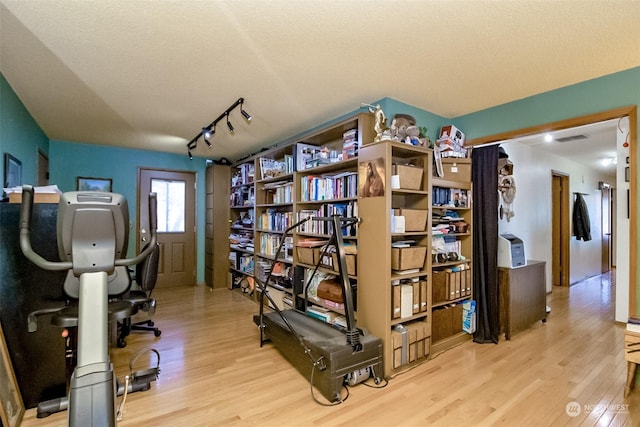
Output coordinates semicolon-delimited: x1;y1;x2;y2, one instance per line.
230;185;255;207
261;180;293;204
299;171;358;202
256;209;294;232
342;128;358;159
432;235;462;258
432;186;470;207
258;155;294;180
229;252;254;274
297;201;358;236
258;234;293;259
232;162;255;186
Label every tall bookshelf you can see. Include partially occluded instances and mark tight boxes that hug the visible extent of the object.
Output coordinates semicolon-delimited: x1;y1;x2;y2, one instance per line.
357;141;433;377
430;159;473;355
253;146;295;309
229;161;256;293
227;113;474;377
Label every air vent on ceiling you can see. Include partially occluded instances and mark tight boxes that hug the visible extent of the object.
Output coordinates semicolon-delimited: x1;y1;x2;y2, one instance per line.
556;134;588;142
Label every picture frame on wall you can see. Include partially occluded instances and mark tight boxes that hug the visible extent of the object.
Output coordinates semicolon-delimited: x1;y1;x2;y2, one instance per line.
0;325;25;427
77;176;112;192
3;153;22;188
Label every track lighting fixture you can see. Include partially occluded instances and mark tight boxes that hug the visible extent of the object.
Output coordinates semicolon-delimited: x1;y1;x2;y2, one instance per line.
185;97;251;159
226;113;235;133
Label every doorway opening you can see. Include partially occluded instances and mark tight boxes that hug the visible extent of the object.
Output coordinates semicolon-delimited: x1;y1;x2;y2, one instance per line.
466;105;637;319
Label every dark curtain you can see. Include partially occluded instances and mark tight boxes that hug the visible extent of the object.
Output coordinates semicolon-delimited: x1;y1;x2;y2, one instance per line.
472;145;500;343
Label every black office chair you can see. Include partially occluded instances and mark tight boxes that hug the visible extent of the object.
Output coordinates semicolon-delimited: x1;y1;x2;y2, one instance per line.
117;243;161;348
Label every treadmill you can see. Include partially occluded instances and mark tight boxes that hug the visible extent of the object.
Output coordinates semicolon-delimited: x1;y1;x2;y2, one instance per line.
254;215;384;403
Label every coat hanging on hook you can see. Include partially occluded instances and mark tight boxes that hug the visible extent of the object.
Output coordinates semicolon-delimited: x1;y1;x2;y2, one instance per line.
573;193;591;241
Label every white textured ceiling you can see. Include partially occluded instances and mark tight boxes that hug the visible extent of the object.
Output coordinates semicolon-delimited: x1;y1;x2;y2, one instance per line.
1;1;639;161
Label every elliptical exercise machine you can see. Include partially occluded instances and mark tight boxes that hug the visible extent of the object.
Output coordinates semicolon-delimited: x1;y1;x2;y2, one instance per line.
19;185;159;426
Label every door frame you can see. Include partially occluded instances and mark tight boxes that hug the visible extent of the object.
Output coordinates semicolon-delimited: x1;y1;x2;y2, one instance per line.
600;182;613;273
466;105;637;316
551;171;570;287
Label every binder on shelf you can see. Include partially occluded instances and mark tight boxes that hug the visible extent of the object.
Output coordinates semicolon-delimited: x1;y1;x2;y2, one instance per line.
420;280;428;312
412;282;420;314
392;285;401;319
400;284;413;318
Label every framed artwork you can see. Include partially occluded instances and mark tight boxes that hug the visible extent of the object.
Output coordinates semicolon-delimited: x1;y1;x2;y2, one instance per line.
0;325;24;427
77;176;112;192
3;153;22;188
358;158;385;197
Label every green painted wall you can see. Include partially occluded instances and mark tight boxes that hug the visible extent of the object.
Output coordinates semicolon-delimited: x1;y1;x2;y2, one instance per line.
49;140;208;281
0;73;49;188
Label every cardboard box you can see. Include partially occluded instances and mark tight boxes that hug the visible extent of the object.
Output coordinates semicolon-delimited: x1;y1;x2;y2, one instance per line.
439;158;471;182
394;208;427;232
439;125;465;146
391;246;427;271
392;164;423;190
391;322;430;368
317;280;343;303
331;252;357;276
462;300;476;334
9;192;60;204
296;247;319;265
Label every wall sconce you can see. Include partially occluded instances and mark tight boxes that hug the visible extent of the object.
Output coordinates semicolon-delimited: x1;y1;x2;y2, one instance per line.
186;97;251;158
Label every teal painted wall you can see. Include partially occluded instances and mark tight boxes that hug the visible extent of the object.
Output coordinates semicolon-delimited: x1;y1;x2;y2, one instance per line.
49;140;208;281
453;66;640;139
0;73;49;188
378;97;447;145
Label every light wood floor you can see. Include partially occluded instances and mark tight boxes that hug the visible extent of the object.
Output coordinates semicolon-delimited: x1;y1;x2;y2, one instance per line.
21;272;640;426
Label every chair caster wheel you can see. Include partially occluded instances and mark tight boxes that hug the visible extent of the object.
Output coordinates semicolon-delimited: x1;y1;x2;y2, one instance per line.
154;329;162;337
148;320;155;327
117;338;127;348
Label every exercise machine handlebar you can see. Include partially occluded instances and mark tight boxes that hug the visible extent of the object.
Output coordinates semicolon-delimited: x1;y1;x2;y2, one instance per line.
19;184;158;271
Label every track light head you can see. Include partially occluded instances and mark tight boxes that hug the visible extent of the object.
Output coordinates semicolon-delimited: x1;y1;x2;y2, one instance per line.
202;127;213;148
188;150;193;160
226;114;235;133
240;100;252;121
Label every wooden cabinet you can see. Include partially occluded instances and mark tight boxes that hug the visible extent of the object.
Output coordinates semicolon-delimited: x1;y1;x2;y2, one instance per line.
205;164;230;288
430;173;474;355
498;260;547;340
358;141;432;377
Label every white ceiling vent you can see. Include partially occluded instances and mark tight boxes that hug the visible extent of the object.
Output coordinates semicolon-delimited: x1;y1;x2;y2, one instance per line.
556;134;588;142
